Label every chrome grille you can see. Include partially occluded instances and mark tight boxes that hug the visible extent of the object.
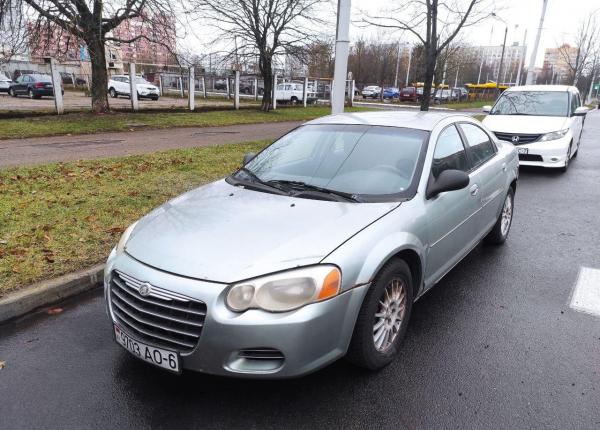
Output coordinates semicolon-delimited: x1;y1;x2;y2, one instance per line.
494;132;541;145
110;270;206;354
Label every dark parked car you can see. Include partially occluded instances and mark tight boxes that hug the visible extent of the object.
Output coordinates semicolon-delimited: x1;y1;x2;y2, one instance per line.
383;87;400;99
240;80;264;95
8;74;64;99
214;79;227;90
399;86;418;102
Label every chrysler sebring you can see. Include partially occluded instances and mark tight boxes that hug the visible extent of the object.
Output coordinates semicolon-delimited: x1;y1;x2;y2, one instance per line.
104;111;519;378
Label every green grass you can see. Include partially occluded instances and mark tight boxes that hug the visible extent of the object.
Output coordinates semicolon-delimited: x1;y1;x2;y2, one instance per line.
0;106;369;140
0;140;271;296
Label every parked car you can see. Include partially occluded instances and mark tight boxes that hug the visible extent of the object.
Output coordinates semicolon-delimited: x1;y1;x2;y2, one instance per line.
0;72;12;93
434;89;455;103
400;86;418;102
60;72;87;86
274;82;316;104
383;87;400;99
104;111;518;378
108;75;160;100
214;79;227;90
8;74;63;99
362;85;381;99
482;85;588;172
239;80;264;95
452;87;469;101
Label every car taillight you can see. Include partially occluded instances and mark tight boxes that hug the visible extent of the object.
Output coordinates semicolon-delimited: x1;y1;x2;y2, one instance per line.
35;82;44;88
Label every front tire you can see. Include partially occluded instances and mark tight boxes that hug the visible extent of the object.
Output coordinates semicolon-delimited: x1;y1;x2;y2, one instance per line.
28;88;35;99
346;259;413;370
109;88;117;98
559;143;572;173
8;88;15;97
484;188;514;245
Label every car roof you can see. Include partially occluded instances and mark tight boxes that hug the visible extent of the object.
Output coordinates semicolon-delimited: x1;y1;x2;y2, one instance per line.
306;111;471;131
505;85;577;93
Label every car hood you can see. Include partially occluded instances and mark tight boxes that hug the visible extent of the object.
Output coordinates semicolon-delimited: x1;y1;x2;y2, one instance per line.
125;180;399;283
483;115;570;134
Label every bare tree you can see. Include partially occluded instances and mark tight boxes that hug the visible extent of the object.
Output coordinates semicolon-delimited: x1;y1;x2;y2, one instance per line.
0;0;178;113
557;15;599;87
190;0;327;111
0;0;28;66
363;0;494;110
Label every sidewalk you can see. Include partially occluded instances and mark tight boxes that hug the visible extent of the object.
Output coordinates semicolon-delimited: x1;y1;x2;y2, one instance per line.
0;120;301;168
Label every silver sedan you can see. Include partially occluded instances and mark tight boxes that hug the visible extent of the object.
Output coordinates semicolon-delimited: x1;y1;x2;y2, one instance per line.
104;111;519;377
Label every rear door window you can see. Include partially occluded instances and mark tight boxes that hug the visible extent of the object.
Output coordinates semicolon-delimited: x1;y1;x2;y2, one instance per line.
459;123;497;170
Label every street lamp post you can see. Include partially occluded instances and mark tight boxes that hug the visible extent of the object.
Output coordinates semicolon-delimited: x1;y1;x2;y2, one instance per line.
526;0;549;85
492;13;508;97
405;44;412;87
331;0;352;114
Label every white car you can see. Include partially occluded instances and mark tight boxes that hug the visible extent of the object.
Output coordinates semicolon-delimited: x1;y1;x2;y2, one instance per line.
482;85;588;172
0;72;12;93
108;75;160;100
275;82;316;104
362;85;381;99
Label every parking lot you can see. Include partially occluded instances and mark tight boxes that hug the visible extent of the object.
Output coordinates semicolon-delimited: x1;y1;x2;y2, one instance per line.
1;110;599;429
0;90;258;112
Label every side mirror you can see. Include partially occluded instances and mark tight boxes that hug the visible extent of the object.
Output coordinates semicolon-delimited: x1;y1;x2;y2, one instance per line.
243;152;256;165
426;169;470;199
482;105;492;113
574;106;589;117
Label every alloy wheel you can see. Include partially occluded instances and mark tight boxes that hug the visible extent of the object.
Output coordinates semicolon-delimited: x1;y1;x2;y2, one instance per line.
500;193;513;237
373;278;407;352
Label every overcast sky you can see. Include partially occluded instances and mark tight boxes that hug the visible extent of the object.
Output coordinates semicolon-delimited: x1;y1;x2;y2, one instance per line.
180;0;599;67
350;0;600;67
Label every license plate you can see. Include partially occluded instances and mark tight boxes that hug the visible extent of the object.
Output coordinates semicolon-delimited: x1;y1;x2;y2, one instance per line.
517;148;529;154
114;325;180;373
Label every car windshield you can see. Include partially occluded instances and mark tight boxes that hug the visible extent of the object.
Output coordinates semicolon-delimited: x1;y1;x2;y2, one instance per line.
135;78;152;85
236;124;427;197
365;86;378;90
490;91;569;116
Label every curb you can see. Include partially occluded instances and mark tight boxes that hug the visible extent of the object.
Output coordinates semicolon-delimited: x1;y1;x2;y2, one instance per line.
0;264;105;324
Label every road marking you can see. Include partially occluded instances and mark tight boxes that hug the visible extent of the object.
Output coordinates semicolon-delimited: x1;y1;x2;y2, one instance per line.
570;267;600;317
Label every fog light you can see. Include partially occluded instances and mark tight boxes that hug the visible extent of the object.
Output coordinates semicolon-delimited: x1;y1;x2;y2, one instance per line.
550;157;559;162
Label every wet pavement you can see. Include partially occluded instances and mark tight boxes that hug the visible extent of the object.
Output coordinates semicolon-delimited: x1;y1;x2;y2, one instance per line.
1;110;600;429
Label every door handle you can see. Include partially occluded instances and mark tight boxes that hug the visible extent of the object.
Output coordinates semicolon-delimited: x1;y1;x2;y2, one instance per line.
502;162;507;172
470;184;479;196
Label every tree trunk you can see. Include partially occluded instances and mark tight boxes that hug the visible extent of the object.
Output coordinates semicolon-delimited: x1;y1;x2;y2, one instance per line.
259;54;273;111
420;48;436;111
87;36;110;113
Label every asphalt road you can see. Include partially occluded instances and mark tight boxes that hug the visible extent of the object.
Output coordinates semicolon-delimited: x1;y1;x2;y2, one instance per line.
0;120;302;168
1;111;600;429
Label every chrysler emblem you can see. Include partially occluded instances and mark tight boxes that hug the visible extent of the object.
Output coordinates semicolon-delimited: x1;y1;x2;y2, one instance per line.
511;135;520;143
138;282;152;297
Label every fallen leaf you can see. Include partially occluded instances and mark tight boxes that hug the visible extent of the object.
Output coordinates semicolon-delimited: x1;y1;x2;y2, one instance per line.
0;361;5;369
47;307;63;315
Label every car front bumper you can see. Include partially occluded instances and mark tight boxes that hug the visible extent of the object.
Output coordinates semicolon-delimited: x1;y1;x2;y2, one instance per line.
514;134;573;168
104;251;368;378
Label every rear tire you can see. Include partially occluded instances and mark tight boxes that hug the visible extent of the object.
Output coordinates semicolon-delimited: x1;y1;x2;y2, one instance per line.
484;188;514;245
8;88;15;97
28;88;34;99
346;259;413;370
109;88;117;98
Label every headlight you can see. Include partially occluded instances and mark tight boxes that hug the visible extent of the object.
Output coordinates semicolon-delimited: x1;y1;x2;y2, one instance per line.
116;221;138;254
226;265;341;312
538;129;569;142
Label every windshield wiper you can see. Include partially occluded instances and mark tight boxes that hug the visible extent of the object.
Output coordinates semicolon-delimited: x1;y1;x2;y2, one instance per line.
267;179;361;203
231;168;289;195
